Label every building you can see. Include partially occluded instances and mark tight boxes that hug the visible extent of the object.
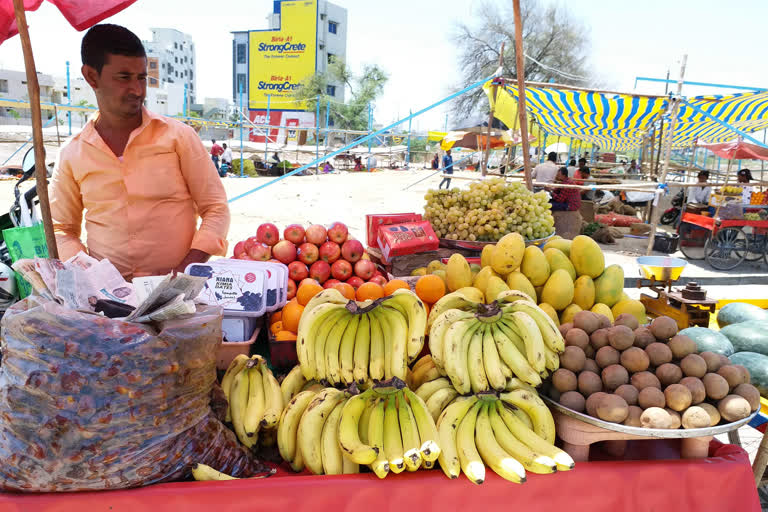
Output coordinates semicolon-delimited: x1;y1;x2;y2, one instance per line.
232;0;348;144
143;28;197;105
0;69;55;121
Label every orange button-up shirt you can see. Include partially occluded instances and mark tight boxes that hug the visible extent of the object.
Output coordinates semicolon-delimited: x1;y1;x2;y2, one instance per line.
50;107;230;279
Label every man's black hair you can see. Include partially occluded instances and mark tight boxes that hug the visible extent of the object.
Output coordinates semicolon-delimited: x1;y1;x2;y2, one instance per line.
738;169;753;180
557;166;569;177
698;170;709;179
547;152;557;162
581;167;591;176
569;159;576;166
223;143;227;149
578;158;587;165
81;24;146;73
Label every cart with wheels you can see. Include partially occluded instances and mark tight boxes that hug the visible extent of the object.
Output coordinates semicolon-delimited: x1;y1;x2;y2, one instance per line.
678;211;768;270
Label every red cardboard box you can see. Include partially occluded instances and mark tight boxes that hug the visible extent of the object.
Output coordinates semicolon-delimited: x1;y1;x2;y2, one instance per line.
366;213;422;248
377;221;439;263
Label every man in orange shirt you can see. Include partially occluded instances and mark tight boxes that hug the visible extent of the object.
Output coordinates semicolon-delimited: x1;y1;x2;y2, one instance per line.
50;24;230;279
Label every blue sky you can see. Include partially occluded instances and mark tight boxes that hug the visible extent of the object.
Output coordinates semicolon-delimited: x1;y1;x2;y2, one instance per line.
1;0;766;132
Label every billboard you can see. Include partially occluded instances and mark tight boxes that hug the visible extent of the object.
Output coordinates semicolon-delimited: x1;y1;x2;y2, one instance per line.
249;0;317;111
249;110;316;145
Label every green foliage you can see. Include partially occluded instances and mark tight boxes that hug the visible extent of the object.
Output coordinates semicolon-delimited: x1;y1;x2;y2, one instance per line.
293;57;388;132
232;158;258;177
7;109;19;120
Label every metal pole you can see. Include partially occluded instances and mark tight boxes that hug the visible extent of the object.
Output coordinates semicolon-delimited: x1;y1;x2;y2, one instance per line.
239;81;244;177
316;95;320;175
646;55;687;256
444;113;448;132
367;102;373;154
512;1;532;189
66;60;71;135
264;94;271;166
404;108;412;168
183;83;188;117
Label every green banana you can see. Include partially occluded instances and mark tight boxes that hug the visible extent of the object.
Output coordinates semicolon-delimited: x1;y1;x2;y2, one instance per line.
502;300;565;353
378;305;409;381
427;292;481;328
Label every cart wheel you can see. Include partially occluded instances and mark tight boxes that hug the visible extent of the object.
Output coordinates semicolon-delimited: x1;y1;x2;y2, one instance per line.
678;222;708;260
742;226;766;261
705;227;748;270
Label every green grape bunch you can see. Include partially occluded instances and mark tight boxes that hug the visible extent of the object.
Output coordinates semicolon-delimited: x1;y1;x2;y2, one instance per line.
423;177;555;242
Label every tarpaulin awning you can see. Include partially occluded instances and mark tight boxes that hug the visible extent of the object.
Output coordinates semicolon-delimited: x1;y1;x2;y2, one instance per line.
673;91;768;147
697;138;768;161
0;0;137;44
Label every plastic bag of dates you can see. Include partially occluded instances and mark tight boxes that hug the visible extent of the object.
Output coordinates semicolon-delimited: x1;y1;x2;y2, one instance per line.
0;297;256;492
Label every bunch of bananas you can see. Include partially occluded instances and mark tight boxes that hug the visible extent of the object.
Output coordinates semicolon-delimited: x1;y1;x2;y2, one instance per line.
220;354;284;449
721;185;743;196
427;290;564;393
279;364;325;404
437;391;574;484
296;288;427;385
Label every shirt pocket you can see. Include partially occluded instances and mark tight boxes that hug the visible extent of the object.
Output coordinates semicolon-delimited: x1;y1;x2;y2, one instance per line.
132;152;189;201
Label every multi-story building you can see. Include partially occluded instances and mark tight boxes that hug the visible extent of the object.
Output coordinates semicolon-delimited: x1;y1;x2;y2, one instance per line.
143;28;197;104
0;69;55;121
232;0;347;143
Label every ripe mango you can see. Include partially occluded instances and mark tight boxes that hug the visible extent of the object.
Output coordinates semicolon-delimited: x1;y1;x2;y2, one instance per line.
431;269;448;287
521;246;550;286
569;235;605;278
572;275;596;310
473;266;500;298
538;302;560;326
410;267;427;277
611;299;647;325
455;286;485;303
543;238;572;257
560;303;582;325
427;260;446;274
446;253;473;292
540;269;574;311
594;264;624;307
485;276;510;303
591;303;614;322
505;271;537;303
490;233;525;276
480;245;495;269
544;248;576;280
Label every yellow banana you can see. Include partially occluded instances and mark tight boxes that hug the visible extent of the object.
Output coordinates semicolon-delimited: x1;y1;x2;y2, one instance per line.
368;310;386;381
384;395;405;473
505;310;547;373
382;289;428;362
427;291;480;328
353;313;371;385
280;365;307;406
429;310;476;374
296;302;347;379
482;323;507;391
504;377;538;394
496;319;527;354
410;358;439;389
499;360;513;379
378;305;409;381
260;364;283;429
398;394;423;471
302;287;349;316
495;289;536;304
499;389;556;445
497;401;574;471
277;390;317;467
321;401;345;475
543;346;560;372
502;300;565;353
490;323;542;387
426;386;459;423
403;388;441;462
191;463;237;481
316;309;351;382
359;395;378;445
436;396;478;479
489;402;556;474
457;400;485;484
373;309;394;380
324;309;352;385
338;313;361;385
443;318;481;394
475;402;526;483
468;324;489;393
338;391;378;465
422;459;436;469
221;354;249;423
368;396;390;479
230;367;256;448
415;377;453;403
244;365;265;436
411;354;434;374
297;388;346;475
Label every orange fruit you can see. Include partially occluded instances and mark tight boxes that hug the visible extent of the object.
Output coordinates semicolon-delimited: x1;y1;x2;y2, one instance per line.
270;321;284;335
356;282;385;302
270;311;282;325
282;300;305;333
333;282;356;300
297;282;324;306
275;330;298;341
415;275;445;304
383;279;410;296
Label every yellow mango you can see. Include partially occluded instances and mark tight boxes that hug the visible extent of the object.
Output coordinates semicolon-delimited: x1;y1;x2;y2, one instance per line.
544;248;576;281
540;269;575;311
594;264;624;307
505;271;538;303
560;304;583;325
521;246;550;286
569;235;605;278
485;276;510;303
473;266;500;298
480;245;495;269
572;275;595;310
538;303;560;327
427;260;446;274
591;303;614;322
542;238;572;257
446;253;473;292
611;299;647;325
490;233;525;275
410;267;427;277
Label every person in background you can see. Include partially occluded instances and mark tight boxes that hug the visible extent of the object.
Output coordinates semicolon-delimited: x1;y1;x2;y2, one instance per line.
270;152;281;169
688;170;711;204
532;151;559;184
549;167;582;211
353;156;363;171
50;24;229;279
431;153;439;170
567;158;578;178
575;158;590;180
439;150;454;189
594;189;616;205
628;159;639;173
322;161;334;173
221;143;232;167
738;169;754;204
210;139;223;171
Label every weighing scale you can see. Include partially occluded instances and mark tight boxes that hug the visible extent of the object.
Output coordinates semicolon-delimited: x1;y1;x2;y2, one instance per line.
636;256;717;330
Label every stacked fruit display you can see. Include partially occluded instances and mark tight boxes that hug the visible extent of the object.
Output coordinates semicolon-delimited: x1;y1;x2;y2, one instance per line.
721;185;743;196
424;177;555;241
750;190;768;205
547;313;760;429
232;222;384;299
277;379;440;477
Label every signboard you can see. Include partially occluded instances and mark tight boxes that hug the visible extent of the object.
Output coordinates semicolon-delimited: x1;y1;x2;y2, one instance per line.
249;0;317;111
249;110;316;145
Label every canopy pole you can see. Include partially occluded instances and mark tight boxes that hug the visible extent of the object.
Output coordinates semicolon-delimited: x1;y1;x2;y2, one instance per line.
482;43;504;177
512;0;532;190
654;119;664;176
13;0;58;259
646;54;687;256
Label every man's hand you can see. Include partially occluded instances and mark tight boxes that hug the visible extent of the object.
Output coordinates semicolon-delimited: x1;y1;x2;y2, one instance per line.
174;249;210;274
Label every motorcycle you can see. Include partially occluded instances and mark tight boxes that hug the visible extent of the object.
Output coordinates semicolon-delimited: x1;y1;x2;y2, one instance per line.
660;190;684;225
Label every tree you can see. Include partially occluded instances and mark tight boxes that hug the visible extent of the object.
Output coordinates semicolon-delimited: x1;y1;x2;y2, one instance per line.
293;57;388;132
451;0;595;121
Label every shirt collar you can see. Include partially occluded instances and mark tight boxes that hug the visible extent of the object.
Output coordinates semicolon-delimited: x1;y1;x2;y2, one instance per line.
80;106;168;147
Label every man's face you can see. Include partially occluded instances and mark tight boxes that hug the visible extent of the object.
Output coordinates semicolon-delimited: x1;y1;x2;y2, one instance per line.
555;172;565;183
83;54;147;119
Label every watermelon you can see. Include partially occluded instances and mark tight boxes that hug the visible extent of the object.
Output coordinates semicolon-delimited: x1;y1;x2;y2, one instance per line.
717;302;768;328
678;326;734;356
720;321;768;356
729;352;768;397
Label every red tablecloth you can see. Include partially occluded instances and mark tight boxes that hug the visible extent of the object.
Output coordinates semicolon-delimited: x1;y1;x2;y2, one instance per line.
0;440;760;512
